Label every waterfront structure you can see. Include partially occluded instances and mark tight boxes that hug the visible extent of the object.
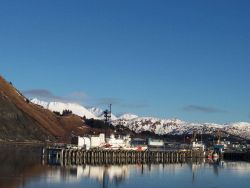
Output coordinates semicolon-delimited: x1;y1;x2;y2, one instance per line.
148;138;164;147
71;136;91;150
90;133;105;148
71;134;131;150
104;134;131;149
131;138;148;151
71;134;105;150
45;147;204;166
191;141;205;151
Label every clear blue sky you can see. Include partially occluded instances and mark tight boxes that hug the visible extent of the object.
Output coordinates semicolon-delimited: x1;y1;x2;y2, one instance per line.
0;0;250;123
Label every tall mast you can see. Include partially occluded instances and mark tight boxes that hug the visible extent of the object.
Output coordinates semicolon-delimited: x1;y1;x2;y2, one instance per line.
104;104;112;135
109;104;112;126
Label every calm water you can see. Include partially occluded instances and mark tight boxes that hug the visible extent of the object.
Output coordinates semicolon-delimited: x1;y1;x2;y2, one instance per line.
1;145;250;188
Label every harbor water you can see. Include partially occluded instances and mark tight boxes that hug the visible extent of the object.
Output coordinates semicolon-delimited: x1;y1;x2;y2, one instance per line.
1;145;250;188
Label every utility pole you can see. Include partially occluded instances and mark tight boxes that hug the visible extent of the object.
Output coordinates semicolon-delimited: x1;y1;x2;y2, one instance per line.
104;104;112;125
109;104;112;126
103;104;112;135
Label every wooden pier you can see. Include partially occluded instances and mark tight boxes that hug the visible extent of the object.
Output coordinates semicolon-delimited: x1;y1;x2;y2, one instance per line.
43;148;205;165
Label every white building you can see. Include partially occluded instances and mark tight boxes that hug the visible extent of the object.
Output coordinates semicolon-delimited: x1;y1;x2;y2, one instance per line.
90;133;105;148
72;133;133;150
105;134;131;149
191;141;205;151
72;133;105;150
71;136;90;150
148;138;164;147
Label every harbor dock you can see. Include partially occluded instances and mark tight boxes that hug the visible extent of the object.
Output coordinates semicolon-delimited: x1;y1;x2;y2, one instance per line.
43;147;205;165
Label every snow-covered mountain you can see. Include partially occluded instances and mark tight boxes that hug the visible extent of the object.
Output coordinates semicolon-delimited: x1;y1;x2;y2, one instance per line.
118;113;138;120
99;113;118;120
88;107;104;117
223;122;250;140
31;98;97;119
88;107;118;120
113;117;210;135
31;98;250;139
112;117;250;140
31;98;118;120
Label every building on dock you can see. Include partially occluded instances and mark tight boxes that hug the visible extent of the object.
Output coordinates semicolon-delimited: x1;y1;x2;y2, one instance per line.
90;133;105;148
104;134;131;149
148;138;164;148
71;133;105;150
130;138;148;151
191;141;205;151
71;136;91;150
71;133;132;150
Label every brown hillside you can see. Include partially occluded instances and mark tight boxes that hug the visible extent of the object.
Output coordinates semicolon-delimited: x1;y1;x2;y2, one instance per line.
0;75;89;142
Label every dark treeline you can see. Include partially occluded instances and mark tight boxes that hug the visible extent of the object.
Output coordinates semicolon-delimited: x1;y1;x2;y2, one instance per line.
53;109;73;116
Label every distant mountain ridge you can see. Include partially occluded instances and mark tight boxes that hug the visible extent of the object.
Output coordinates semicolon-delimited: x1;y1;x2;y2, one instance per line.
9;74;250;143
31;98;97;119
30;99;137;121
30;99;119;120
30;98;250;140
88;107;118;120
88;107;103;117
118;113;138;120
112;117;250;140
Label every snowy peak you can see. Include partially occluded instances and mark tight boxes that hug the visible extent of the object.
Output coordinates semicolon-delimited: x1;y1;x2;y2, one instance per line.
31;98;119;120
88;107;104;117
99;113;118;121
227;122;250;128
118;113;138;120
112;117;188;135
31;98;49;107
88;107;118;120
112;117;250;140
31;98;97;119
223;122;250;139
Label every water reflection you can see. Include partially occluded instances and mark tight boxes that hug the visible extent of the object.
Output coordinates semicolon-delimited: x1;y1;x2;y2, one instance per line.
0;145;44;188
1;145;250;188
43;165;129;185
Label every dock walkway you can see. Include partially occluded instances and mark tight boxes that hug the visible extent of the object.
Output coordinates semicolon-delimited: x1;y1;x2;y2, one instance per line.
43;147;205;165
